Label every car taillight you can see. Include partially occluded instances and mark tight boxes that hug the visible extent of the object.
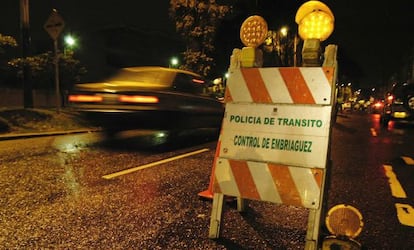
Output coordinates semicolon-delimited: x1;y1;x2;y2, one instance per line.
68;94;103;102
386;95;394;103
118;95;159;103
192;79;205;84
374;102;383;108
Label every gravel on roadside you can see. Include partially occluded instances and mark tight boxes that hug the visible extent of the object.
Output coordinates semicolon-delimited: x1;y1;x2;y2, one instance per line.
0;108;97;134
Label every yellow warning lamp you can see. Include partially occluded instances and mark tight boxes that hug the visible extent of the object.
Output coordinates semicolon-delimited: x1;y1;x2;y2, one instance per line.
239;15;268;67
295;1;334;66
295;1;334;41
325;204;363;238
240;15;268;48
323;204;364;249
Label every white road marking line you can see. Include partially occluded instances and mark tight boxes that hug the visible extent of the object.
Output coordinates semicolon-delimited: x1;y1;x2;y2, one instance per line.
401;156;414;165
370;128;377;137
383;165;407;198
102;148;210;179
395;203;414;227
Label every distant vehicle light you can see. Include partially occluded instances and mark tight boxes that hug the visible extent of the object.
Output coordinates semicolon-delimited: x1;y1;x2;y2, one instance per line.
374;102;383;108
387;95;394;102
118;95;159;103
393;112;407;118
68;94;103;102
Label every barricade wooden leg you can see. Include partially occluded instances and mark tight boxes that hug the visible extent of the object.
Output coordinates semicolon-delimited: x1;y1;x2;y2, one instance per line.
237;197;247;212
305;207;322;250
209;193;224;239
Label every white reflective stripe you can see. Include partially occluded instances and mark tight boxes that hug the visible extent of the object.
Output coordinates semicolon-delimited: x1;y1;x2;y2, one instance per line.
247;161;282;203
227;70;252;102
259;68;293;103
300;68;331;105
215;159;240;196
289;166;320;207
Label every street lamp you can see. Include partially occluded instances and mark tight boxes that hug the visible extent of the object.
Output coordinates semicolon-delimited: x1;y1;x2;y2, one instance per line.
64;34;75;47
280;26;288;37
170;57;179;68
295;1;334;66
64;34;77;55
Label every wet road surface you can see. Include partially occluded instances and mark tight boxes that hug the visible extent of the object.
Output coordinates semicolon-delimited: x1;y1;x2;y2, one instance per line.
1;114;414;249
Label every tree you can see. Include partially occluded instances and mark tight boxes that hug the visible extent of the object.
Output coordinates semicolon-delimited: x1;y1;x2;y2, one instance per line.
8;50;86;91
0;34;18;86
169;0;231;77
0;34;17;54
262;29;298;67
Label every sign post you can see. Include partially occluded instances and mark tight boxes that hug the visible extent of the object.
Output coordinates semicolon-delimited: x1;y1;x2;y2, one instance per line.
44;9;65;113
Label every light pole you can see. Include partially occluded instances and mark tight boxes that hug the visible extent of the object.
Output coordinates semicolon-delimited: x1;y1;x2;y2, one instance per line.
279;26;288;66
20;0;33;108
264;26;294;66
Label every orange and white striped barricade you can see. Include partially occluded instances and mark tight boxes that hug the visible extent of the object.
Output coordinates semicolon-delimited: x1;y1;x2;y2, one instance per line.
208;66;337;249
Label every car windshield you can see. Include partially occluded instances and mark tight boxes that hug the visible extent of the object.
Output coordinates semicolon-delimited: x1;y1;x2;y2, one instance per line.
107;68;175;87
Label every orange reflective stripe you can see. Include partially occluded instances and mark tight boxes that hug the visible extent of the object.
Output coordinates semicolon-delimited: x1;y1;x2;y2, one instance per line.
268;163;303;207
213;176;222;193
241;68;272;103
279;68;315;104
229;160;261;200
311;168;323;189
322;67;334;85
224;87;233;103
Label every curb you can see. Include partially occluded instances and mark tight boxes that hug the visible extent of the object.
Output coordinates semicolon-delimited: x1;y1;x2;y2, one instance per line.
0;128;101;141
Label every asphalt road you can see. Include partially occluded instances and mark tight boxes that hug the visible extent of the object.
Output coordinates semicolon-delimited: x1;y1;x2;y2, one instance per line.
1;113;414;249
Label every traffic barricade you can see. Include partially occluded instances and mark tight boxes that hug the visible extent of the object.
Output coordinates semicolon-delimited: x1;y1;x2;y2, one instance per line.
206;64;337;249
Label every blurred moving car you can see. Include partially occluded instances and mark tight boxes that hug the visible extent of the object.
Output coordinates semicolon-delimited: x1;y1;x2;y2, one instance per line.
370;99;384;114
68;66;224;132
380;82;414;126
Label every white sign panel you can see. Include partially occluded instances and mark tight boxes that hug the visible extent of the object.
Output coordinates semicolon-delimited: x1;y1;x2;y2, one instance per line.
219;102;332;168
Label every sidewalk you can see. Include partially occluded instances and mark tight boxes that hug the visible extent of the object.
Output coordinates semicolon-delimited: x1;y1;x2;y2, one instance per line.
0;108;100;141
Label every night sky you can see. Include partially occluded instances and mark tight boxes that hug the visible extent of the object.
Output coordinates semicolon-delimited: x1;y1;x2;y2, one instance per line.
1;0;413;89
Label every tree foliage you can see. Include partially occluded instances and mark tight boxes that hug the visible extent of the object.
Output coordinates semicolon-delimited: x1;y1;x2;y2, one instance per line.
1;33;86;91
0;34;17;54
8;50;87;90
0;33;18;86
169;0;231;77
262;29;298;67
